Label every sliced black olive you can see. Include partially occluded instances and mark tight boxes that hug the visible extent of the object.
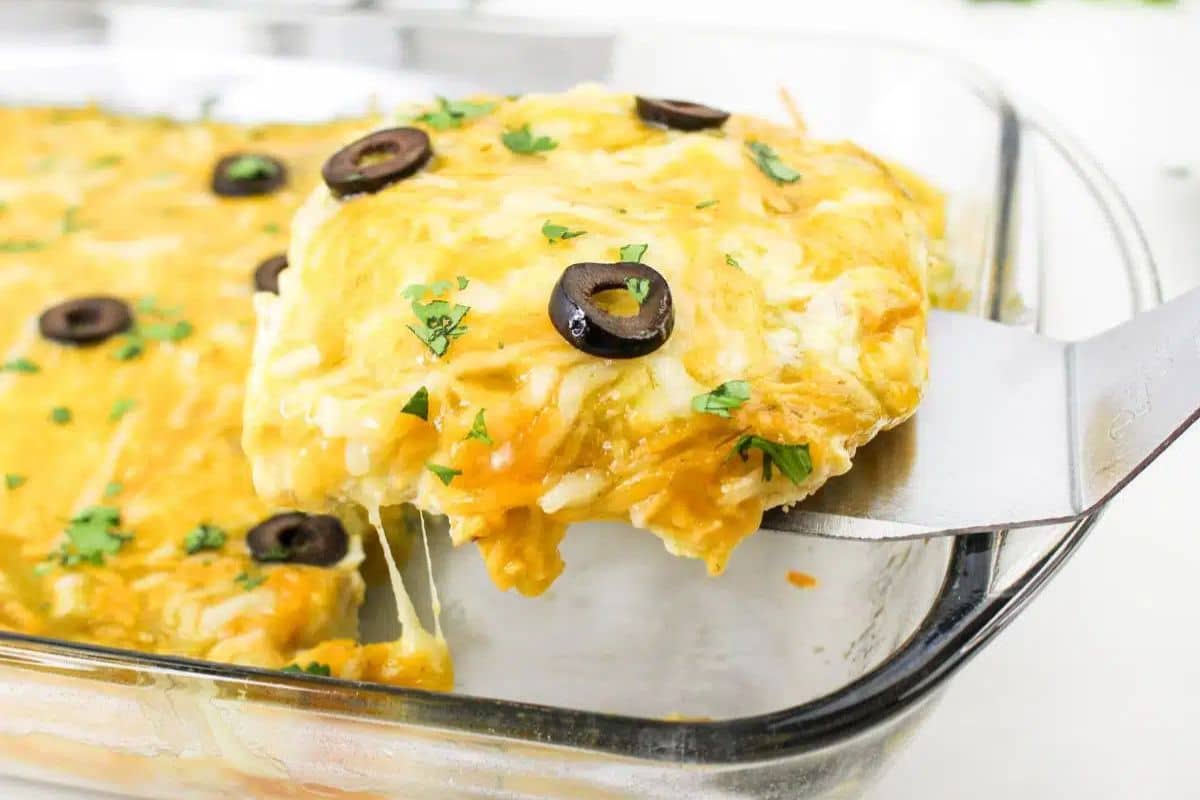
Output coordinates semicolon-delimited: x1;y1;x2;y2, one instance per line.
38;296;132;346
254;253;288;294
247;512;349;567
548;262;674;359
211;153;287;197
322;127;432;198
635;96;730;132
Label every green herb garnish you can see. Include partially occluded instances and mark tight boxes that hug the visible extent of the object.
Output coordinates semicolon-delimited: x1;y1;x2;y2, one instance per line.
109;398;135;422
235;572;266;591
457;275;470;290
747;141;802;184
61;206;85;234
692;380;751;418
725;254;741;269
401;386;429;421
103;481;123;498
183;523;226;555
141;320;193;342
43;506;132;568
114;338;143;361
257;544;291;562
542;221;586;244
501;124;558;155
426;463;462;486
223;155;280;182
407;298;470;357
0;240;47;253
263;222;281;235
625;277;651;305
2;358;38;374
90;154;123;169
731;436;812;485
50;406;71;425
282;661;332;677
465;409;493;446
5;474;26;491
695;199;720;209
135;296;180;317
417;97;497;130
618;243;648;263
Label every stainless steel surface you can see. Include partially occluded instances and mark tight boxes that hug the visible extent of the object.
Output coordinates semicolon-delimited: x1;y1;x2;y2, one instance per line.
772;288;1200;540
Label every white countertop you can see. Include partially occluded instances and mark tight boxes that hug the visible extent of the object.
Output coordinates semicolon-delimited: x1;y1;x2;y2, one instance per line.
2;2;1198;799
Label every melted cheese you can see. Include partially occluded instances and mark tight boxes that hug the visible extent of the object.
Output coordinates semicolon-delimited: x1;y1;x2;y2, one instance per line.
0;105;449;689
243;85;960;598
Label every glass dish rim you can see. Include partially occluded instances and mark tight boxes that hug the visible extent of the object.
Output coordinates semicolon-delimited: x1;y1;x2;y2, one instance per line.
0;35;1161;766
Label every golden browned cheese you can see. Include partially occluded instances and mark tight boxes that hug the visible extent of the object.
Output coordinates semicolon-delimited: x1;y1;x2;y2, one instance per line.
243;86;957;598
0;106;449;690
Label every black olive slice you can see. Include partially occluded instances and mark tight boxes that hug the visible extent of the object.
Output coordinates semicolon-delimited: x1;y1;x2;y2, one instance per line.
635;96;730;131
548;262;674;359
322;127;433;198
254;253;288;294
38;296;133;346
247;512;349;567
211;153;288;197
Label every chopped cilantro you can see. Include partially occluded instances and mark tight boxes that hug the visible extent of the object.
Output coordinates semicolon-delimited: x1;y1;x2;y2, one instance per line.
731;436;812;485
90;154;123;169
235;572;266;591
32;562;53;576
114;338;143;361
542;221;586;243
183;523;226;554
417;97;496;130
257;544;290;562
465;409;494;446
2;358;38;374
135;296;180;317
223;154;279;182
426;463;461;486
282;662;332;677
618;243;648;263
457;275;470;290
747;141;802;184
625;277;651;305
692;380;751;418
109;398;135;422
103;481;123;498
61;206;85;234
695;199;720;209
43;506;132;568
141;320;193;342
401;386;429;421
725;254;741;269
5;474;26;490
407;298;470;357
501;124;558;155
263;222;281;235
50;406;71;425
0;240;46;253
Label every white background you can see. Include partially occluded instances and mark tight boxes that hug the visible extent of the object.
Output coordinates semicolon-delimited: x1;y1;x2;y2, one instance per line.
1;1;1198;798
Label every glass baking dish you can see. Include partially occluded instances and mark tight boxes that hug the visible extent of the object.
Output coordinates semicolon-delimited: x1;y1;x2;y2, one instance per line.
0;23;1160;800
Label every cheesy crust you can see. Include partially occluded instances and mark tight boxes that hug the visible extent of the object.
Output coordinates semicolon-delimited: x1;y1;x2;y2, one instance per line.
0;106;449;689
243;85;940;596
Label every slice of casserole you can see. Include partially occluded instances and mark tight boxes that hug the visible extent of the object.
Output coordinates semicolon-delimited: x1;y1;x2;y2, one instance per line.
243;85;940;598
0;106;448;689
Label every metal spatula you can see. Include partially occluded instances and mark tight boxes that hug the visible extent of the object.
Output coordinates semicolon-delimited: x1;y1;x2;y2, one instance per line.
764;286;1200;541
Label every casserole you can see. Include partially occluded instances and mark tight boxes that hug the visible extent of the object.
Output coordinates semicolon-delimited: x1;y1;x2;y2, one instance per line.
0;32;1159;800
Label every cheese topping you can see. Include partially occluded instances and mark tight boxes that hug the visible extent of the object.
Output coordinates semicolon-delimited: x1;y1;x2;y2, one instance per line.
243;85;961;597
0;106;449;689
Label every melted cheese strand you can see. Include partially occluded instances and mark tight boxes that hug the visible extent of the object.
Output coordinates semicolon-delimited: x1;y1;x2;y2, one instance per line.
366;504;437;655
70;413;135;514
417;508;443;640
